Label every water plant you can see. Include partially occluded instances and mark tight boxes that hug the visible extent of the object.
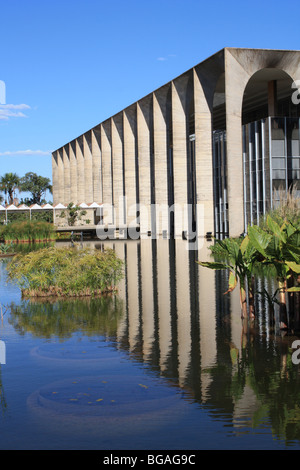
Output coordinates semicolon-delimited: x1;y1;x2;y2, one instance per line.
7;246;124;298
198;214;300;325
0;220;56;243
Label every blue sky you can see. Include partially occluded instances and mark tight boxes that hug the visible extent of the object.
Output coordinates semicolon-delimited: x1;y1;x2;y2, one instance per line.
0;0;299;202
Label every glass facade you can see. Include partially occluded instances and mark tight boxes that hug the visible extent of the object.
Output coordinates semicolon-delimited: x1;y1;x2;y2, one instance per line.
242;117;300;231
213;117;300;236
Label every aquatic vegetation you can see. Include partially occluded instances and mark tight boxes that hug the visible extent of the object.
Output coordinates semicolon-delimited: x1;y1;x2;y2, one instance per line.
199;215;300;326
0;220;56;243
7;246;124;298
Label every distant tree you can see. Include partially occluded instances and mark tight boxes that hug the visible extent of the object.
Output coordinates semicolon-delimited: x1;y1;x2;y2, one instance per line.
0;172;20;205
19;172;52;205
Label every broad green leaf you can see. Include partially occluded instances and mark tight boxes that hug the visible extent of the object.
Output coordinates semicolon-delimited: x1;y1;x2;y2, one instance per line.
286;286;300;292
267;215;287;243
248;225;272;258
197;261;230;270
285;261;300;274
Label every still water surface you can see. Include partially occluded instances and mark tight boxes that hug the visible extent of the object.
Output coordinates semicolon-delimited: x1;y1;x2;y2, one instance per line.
0;238;300;450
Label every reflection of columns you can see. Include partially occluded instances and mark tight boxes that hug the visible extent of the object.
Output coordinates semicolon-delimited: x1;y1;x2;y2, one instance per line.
156;239;172;371
153;88;169;236
83;131;93;204
52;151;59;205
63;146;71;204
198;242;216;401
140;239;155;361
193;68;214;236
111;114;125;227
76;137;85;203
137;97;152;235
69;141;78;204
126;241;140;350
172;77;189;237
101;121;113;224
123;105;138;227
57;149;64;204
114;242;127;342
91;126;102;204
175;239;191;386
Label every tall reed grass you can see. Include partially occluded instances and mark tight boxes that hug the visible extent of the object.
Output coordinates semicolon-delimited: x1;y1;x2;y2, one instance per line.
0;220;56;243
7;246;124;298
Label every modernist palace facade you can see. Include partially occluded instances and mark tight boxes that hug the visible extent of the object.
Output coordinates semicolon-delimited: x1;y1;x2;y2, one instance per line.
52;47;300;239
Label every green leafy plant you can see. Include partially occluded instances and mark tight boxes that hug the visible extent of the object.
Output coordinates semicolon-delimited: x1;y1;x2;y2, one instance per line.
7;246;124;298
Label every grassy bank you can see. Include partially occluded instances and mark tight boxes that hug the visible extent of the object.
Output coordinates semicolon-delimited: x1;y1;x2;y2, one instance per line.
7;246;124;298
0;220;56;243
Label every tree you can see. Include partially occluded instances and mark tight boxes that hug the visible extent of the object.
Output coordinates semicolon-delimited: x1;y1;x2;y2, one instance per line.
0;173;20;205
19;172;52;205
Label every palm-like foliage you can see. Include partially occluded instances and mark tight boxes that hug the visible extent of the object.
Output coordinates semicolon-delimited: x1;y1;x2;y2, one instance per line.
198;235;259;318
248;216;300;328
0;173;20;205
198;215;300;324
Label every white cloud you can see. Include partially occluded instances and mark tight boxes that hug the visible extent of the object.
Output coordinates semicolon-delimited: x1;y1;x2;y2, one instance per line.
0;149;51;156
157;54;177;62
0;103;31;120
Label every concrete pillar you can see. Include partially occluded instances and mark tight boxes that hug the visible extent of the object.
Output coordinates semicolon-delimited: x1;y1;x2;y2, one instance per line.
172;76;189;237
91;126;102;204
137;97;153;235
69;141;78;204
76;136;85;204
111;113;125;228
101;121;113;224
63;146;71;205
83;131;93;204
224;50;247;237
57;148;64;204
193;67;215;237
153;87;170;236
52;151;59;205
123;105;138;229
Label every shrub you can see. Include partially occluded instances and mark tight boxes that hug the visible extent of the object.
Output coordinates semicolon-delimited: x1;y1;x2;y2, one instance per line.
7;246;124;298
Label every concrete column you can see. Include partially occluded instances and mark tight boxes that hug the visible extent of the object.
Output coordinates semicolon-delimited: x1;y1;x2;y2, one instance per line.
111;113;125;228
137;96;153;235
123;105;138;229
52;151;59;205
193;67;214;237
101;120;113;224
225;50;248;237
83;131;93;204
69;141;78;204
91;126;102;204
57;148;64;204
76;136;85;204
63;146;71;205
153;87;169;236
172;76;189;237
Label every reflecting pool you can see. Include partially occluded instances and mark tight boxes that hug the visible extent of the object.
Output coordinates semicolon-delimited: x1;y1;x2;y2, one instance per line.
0;238;300;450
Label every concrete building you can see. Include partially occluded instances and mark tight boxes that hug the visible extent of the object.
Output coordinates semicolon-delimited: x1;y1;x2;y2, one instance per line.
52;47;300;238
